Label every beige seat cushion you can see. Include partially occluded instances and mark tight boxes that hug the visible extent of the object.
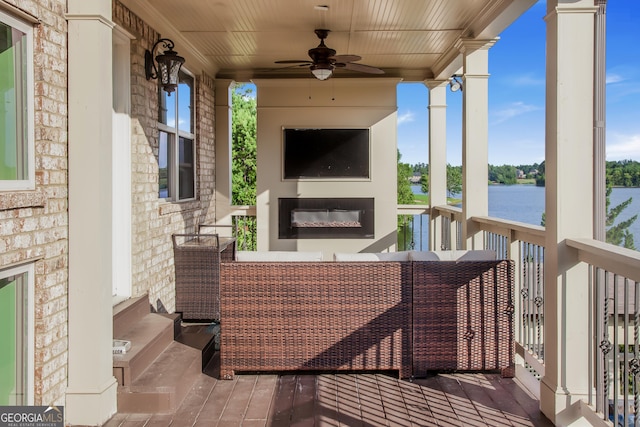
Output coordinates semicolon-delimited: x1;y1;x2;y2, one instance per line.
409;250;497;261
333;251;411;261
235;251;324;262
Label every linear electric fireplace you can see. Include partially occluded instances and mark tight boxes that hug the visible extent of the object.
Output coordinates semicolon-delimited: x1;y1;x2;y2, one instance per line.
279;198;374;239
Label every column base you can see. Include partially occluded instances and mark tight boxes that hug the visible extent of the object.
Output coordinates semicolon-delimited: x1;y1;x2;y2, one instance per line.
540;377;599;426
65;376;118;426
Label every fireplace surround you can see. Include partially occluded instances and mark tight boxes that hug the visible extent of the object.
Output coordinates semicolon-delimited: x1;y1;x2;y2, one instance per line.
278;198;374;239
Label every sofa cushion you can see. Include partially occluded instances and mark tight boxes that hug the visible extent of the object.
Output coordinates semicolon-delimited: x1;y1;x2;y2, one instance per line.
235;251;324;262
333;251;411;262
409;250;497;261
407;251;441;261
456;250;497;261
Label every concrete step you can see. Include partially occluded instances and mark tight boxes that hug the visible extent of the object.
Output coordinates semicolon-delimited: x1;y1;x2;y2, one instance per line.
116;341;202;414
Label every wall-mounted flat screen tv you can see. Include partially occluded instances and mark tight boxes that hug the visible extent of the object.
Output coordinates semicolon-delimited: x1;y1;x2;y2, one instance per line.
283;128;370;179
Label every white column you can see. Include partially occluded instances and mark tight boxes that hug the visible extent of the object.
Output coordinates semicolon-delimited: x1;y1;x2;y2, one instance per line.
593;0;607;241
425;80;448;250
540;1;597;424
458;39;496;249
112;27;133;302
214;79;234;225
66;0;118;425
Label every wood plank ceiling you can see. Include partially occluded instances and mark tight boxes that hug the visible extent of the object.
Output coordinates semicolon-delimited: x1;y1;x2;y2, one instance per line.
119;0;536;82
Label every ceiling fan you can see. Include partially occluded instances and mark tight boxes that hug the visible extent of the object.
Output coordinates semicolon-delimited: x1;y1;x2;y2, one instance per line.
275;29;384;80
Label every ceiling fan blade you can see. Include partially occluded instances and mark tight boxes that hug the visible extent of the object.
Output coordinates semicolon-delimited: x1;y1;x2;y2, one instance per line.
331;54;361;63
343;62;385;74
275;60;313;64
265;64;312;72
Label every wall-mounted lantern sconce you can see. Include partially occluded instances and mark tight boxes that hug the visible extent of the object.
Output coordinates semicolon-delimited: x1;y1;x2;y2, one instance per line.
145;38;185;95
449;75;463;92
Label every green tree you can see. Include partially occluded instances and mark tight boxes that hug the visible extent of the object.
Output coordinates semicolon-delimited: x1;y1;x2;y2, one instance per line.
540;182;636;250
606;182;637;249
446;164;462;197
231;84;257;206
606;160;640;187
420;173;428;195
397;151;418;250
231;84;258;250
488;165;517;184
419;164;462;198
413;163;429;176
397;150;414;204
535;161;546;187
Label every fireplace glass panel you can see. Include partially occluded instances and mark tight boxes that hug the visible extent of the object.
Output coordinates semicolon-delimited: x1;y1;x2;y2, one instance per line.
279;198;374;239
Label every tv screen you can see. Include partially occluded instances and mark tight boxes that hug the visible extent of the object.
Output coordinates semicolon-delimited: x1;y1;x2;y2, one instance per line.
283;128;370;179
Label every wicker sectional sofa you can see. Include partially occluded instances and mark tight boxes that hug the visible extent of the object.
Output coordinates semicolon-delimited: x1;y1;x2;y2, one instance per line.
218;251;514;380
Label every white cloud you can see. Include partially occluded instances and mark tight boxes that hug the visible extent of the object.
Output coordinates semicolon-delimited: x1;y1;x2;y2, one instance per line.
491;101;540;125
606;73;624;84
511;73;545;87
397;111;416;125
607;133;640;161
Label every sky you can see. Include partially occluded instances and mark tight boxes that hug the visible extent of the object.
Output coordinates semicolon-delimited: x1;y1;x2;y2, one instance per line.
397;0;640;167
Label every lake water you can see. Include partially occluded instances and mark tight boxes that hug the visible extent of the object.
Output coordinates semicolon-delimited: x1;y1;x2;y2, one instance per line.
410;185;640;245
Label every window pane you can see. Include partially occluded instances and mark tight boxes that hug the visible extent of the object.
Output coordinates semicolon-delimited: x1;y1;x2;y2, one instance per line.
178;137;194;200
158;131;170;198
0;272;27;405
158;85;175;127
0;22;28;181
178;73;193;134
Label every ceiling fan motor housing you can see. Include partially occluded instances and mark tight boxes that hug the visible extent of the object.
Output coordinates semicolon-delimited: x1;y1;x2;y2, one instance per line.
308;29;336;66
274;28;384;79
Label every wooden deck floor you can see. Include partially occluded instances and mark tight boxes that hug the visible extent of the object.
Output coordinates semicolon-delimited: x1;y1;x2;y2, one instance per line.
105;356;553;427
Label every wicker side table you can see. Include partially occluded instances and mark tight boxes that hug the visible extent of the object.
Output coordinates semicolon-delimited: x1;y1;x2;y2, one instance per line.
412;260;515;377
172;234;236;321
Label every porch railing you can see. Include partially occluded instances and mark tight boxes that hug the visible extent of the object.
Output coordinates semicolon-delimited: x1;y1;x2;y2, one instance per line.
566;238;640;426
212;206;257;251
431;205;463;250
397;204;429;251
471;216;547;384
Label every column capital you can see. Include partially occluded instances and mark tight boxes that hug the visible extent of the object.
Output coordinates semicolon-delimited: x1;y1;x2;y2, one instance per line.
65;13;115;28
545;0;598;21
426;81;448;108
455;37;499;54
215;79;236;106
423;79;449;90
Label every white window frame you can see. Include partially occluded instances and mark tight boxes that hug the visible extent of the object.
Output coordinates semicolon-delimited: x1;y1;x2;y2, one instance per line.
0;10;35;191
158;70;196;202
0;262;35;406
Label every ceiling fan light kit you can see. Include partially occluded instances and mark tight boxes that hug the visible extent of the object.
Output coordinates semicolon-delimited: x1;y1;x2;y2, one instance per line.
310;64;333;80
275;29;384;81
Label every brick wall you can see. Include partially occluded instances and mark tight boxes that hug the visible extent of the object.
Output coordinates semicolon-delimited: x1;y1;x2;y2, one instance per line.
0;0;217;408
113;1;217;312
0;0;69;407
